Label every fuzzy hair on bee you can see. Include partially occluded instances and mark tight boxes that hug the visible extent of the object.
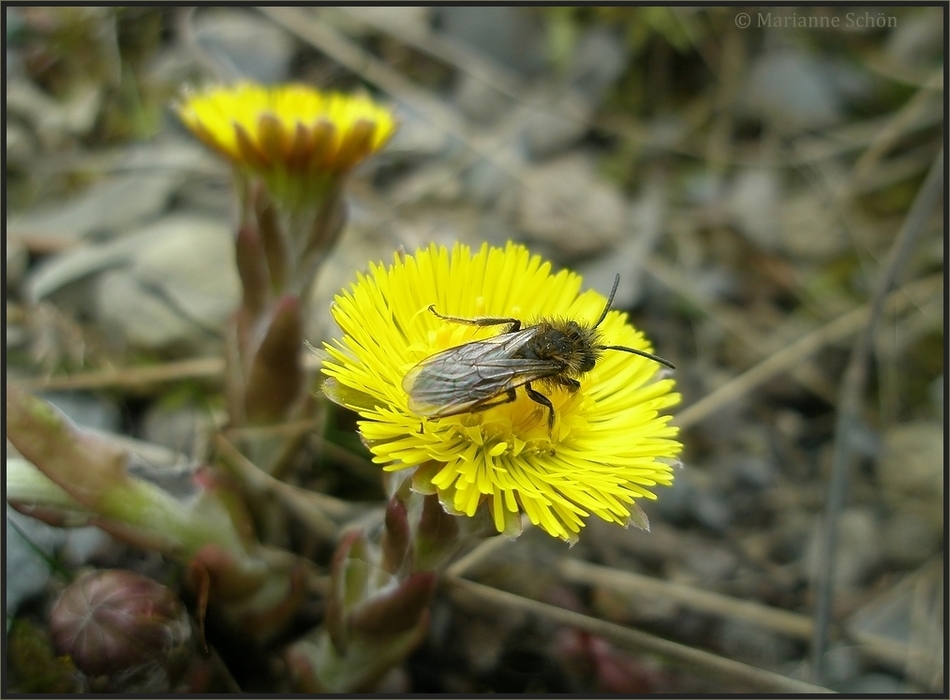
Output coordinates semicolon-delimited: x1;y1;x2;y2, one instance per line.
402;275;674;431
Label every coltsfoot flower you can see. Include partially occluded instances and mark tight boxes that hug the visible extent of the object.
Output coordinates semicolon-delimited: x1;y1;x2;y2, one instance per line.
177;82;396;209
322;243;682;543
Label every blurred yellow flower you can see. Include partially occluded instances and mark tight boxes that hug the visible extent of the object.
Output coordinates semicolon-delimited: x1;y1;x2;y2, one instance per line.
177;82;396;207
322;243;682;543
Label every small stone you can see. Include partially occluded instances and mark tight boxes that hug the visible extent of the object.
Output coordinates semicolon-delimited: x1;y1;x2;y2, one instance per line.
434;7;546;79
805;507;881;591
193;8;295;83
724;169;781;251
455;73;512;125
690;489;734;534
567;27;628;105
880;511;940;568
134;219;239;329
5;505;67;615
517;153;626;256
732;456;775;490
140;399;209;457
929;375;943;419
884;8;944;75
6;120;36;169
683;542;738;582
38;391;122;432
96;271;201;355
777;191;850;260
10;172;182;251
522;89;593;159
878;421;943;533
840;672;907;694
742;49;843;132
27;225;159;306
716;619;795;668
342;6;431;36
463;156;518;208
6;80;102;149
6;230;29;292
652;467;693;524
384;102;453;162
94;215;239;356
821;643;862;685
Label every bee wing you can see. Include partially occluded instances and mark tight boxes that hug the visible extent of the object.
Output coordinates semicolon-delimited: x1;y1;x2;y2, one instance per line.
404;327;555;417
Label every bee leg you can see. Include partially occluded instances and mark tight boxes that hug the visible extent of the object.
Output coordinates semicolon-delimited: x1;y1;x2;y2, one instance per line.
524;382;556;430
427;306;521;332
550;376;581;393
470;389;518;413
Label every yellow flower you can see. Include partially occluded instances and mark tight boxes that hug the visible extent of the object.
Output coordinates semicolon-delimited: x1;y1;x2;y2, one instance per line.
177;82;396;207
322;243;682;542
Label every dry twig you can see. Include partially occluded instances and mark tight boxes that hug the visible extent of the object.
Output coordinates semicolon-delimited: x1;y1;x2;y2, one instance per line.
445;576;835;693
675;273;943;430
556;557;936;672
213;433;361;538
809;152;943;683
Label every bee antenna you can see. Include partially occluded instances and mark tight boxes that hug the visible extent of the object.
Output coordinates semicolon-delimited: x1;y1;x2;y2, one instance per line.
594;275;676;370
599;345;676;370
594;274;621;328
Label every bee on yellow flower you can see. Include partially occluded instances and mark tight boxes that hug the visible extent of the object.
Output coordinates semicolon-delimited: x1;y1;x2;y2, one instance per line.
322;243;682;543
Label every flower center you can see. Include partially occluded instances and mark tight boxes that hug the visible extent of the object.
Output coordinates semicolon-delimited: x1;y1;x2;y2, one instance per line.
428;383;587;457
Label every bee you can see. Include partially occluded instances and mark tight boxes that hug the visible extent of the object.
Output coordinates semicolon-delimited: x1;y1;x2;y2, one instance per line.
402;275;674;431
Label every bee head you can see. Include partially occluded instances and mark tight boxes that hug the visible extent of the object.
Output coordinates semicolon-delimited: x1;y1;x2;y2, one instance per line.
562;320;600;373
577;348;598;373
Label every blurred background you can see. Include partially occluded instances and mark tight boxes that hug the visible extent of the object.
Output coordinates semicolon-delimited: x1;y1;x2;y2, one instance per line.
5;6;944;693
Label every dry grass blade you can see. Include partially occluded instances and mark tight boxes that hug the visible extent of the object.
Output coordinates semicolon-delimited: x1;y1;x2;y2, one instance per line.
445;576;835;693
646;253;837;404
224;418;381;484
445;530;517;578
809;152;944;682
675;273;943;430
558;557;813;640
331;7;526;100
9;356;226;392
905;560;944;691
557;558;935;672
847;68;943;192
213;433;357;537
80;426;194;468
9;352;324;393
259;7;468;149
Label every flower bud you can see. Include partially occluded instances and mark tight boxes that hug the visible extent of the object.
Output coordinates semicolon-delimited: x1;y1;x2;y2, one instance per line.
49;570;192;679
243;295;304;424
234;223;270;321
381;497;411;575
349;572;435;638
414;493;461;571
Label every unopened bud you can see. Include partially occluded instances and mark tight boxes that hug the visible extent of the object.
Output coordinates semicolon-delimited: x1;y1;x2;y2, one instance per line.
49;570;191;679
381;497;411;574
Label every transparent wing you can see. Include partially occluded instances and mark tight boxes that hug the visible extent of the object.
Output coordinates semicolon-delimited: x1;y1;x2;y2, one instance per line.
403;327;557;417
